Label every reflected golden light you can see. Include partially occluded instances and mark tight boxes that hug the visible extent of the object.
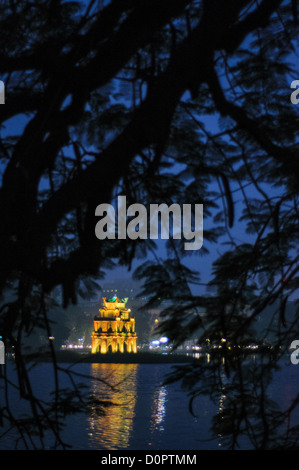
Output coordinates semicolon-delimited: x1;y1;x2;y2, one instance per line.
87;363;138;449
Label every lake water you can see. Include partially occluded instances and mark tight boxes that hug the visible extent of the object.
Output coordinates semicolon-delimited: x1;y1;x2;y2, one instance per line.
1;359;299;450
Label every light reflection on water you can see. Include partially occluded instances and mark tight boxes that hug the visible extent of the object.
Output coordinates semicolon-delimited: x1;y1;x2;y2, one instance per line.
85;363;207;450
87;363;138;450
150;386;167;433
1;361;207;450
3;359;298;450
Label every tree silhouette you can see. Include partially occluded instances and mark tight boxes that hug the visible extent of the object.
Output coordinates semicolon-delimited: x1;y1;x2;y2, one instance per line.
0;0;298;449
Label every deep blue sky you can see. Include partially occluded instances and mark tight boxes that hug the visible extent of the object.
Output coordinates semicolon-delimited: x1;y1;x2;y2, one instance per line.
0;94;266;298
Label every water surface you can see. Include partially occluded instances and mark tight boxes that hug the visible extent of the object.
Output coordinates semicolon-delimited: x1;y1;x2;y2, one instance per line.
1;359;299;450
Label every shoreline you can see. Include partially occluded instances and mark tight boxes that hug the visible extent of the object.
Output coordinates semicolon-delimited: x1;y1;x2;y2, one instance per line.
55;350;195;364
11;349;195;365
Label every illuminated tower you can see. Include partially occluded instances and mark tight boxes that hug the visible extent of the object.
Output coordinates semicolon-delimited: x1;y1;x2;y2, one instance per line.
91;296;137;354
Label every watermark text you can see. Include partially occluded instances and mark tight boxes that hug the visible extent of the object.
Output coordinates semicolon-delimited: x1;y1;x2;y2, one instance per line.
290;80;299;104
0;81;4;104
0;337;5;364
289;340;299;365
95;196;203;251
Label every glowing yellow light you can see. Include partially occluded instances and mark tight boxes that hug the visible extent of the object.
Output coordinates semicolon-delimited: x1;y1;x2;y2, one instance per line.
92;296;137;354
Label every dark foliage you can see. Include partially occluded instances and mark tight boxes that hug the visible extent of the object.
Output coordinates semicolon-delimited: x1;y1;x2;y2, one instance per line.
0;0;298;449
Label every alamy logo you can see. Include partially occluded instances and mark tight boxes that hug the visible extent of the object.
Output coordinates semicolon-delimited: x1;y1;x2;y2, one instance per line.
290;80;299;105
290;340;299;365
0;81;4;104
95;196;203;251
0;337;5;364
